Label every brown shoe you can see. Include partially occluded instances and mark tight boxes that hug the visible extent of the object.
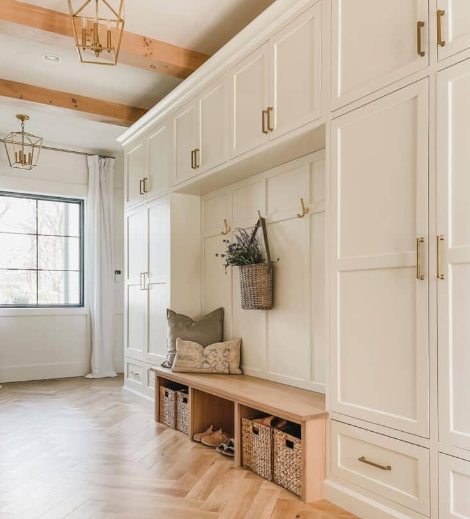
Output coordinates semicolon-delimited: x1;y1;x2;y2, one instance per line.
193;425;214;443
201;429;229;447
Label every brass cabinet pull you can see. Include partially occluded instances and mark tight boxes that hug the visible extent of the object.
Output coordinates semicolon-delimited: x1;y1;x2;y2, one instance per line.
267;106;274;132
296;197;309;218
437;235;445;279
139;179;144;195
358;456;392;471
221;219;231;235
417;237;425;280
194;148;200;168
417;21;425;57
262;110;269;134
437;10;446;47
143;177;149;193
191;149;195;169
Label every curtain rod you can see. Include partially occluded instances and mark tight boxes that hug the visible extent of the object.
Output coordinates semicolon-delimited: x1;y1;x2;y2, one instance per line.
0;139;115;159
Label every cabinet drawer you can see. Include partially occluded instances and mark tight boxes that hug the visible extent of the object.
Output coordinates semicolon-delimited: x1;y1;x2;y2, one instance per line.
331;421;430;515
439;453;470;519
126;359;143;386
145;364;156;395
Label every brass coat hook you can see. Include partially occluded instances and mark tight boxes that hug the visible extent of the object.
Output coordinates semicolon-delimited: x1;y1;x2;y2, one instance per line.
296;198;309;218
221;219;231;235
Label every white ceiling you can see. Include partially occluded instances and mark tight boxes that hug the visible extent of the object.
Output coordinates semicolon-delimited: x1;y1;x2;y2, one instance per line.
0;0;275;153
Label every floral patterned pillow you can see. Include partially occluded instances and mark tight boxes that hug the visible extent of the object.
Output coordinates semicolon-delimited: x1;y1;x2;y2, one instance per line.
171;338;242;375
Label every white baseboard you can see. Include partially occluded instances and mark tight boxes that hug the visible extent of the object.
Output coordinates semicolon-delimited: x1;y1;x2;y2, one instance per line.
122;385;154;410
324;479;419;519
0;361;90;383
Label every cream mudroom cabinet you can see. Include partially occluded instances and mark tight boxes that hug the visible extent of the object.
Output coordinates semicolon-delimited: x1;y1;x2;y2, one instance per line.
436;1;470;62
230;3;321;158
331;0;429;109
125;119;170;207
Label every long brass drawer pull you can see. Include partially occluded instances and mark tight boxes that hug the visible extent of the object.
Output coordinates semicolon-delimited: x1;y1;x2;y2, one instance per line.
437;10;445;47
191;149;195;169
143;177;149;193
267;106;274;132
262;109;268;134
139;178;144;195
358;456;392;471
194;148;200;168
437;235;445;279
417;21;425;57
417;237;425;280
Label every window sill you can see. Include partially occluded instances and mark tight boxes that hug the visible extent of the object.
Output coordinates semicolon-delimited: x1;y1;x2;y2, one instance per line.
0;307;88;317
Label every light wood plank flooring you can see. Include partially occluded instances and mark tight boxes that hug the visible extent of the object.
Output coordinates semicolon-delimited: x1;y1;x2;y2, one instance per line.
0;376;357;519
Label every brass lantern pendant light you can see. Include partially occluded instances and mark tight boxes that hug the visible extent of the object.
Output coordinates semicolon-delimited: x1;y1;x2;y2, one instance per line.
3;115;43;170
68;0;125;66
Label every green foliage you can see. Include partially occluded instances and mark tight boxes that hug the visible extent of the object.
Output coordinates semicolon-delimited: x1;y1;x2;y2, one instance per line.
216;227;264;272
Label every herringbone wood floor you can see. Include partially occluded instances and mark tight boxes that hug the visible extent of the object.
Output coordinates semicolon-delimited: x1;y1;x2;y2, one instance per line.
0;376;357;519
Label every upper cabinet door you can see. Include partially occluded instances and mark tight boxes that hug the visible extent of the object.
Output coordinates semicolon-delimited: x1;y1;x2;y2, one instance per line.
126;141;146;206
173;100;198;185
437;59;470;452
269;4;322;139
198;78;229;174
437;0;470;61
331;0;429;110
230;42;270;159
330;80;429;437
146;122;169;197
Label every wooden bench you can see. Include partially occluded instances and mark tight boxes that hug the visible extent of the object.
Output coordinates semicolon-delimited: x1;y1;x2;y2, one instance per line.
151;366;327;503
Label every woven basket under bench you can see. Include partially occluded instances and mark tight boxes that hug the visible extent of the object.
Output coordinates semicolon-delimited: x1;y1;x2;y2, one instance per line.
159;386;189;434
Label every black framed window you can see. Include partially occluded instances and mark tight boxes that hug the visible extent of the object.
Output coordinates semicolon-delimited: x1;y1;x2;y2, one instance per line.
0;191;84;307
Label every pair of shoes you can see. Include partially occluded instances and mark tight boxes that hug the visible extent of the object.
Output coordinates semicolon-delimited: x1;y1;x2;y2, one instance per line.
193;426;230;447
193;425;213;442
254;415;288;429
217;438;235;457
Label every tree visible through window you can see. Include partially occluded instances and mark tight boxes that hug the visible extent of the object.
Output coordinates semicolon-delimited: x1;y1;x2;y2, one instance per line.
0;191;84;307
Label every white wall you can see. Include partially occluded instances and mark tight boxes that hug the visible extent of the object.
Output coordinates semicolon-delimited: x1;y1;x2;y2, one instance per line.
0;143;124;383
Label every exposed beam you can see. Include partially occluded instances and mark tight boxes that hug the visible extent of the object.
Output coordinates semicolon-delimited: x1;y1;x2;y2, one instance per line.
0;0;210;79
0;78;147;127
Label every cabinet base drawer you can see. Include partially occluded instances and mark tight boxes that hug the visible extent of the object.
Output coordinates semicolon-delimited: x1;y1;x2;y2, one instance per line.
331;421;429;516
126;359;143;386
439;453;470;519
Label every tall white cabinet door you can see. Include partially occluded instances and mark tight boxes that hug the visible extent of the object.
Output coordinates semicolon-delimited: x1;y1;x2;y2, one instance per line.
126;142;146;205
125;206;147;360
230;43;270;158
198;78;228;174
146;197;170;365
173;100;198;185
437;1;470;62
331;0;428;110
437;60;470;451
269;3;321;139
147;122;169;198
330;80;429;437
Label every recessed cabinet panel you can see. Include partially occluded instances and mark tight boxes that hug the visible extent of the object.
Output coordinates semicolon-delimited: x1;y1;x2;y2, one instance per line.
439;454;470;519
438;60;470;451
174;100;198;185
230;43;270;158
199;79;228;173
331;81;429;437
148;198;169;283
127;209;146;282
331;0;428;109
437;0;470;62
127;285;146;357
147;124;169;197
267;218;310;381
126;142;145;205
270;3;321;138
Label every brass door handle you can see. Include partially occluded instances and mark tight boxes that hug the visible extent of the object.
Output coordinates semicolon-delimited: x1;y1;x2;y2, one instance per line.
417;237;425;280
297;198;309;218
358;456;392;471
267;106;274;132
143;177;149;193
221;219;231;235
262;109;268;134
194;148;200;169
417;21;425;57
191;149;195;169
437;235;445;279
139;179;144;195
437;10;445;47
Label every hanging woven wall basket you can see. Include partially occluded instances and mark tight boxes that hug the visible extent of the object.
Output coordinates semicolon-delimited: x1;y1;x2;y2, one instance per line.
238;217;273;310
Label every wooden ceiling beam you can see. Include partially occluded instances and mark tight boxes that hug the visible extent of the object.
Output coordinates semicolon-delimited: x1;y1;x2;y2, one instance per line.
0;78;147;127
0;0;210;79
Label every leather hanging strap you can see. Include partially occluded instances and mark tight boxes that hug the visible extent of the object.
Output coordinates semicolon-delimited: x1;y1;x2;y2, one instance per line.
249;217;273;269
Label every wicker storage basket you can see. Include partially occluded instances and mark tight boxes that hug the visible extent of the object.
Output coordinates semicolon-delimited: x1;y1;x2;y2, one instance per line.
238;216;274;310
241;417;273;481
273;429;302;497
159;386;176;429
176;390;190;434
